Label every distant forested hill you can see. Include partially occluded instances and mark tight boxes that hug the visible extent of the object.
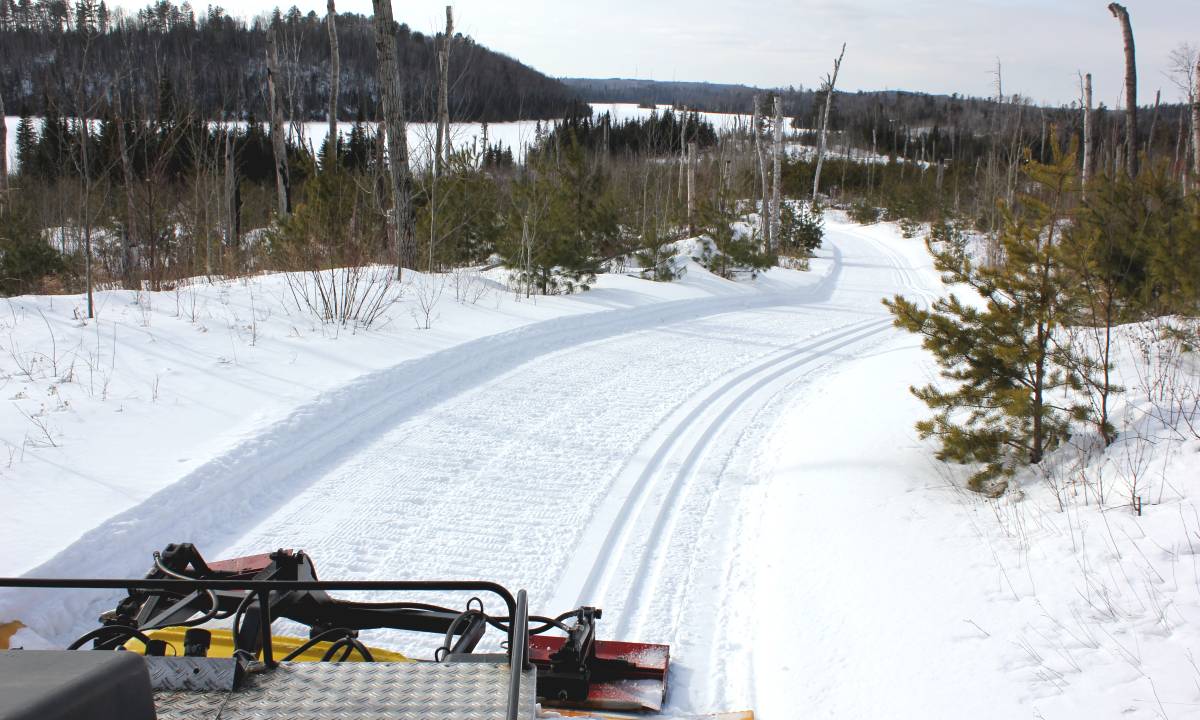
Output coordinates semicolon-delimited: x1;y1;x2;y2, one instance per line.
0;0;576;122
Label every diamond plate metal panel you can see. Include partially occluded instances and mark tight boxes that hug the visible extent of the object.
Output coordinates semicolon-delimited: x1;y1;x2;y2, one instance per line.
154;662;536;720
146;657;238;691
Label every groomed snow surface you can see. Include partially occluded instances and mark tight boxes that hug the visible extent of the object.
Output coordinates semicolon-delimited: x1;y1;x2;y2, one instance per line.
2;215;1198;718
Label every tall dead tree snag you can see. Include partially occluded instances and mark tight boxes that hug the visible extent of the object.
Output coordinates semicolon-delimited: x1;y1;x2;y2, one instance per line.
770;94;783;253
114;88;138;286
0;89;8;205
1193;58;1200;188
372;0;415;275
266;28;291;218
435;5;453;177
686;141;696;234
224;128;238;250
812;43;846;202
752;97;771;247
1081;72;1093;191
326;0;340;166
678;106;689;204
1108;3;1138;177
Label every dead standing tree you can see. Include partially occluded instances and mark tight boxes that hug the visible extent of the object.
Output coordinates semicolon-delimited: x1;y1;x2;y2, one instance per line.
770;94;783;253
752;96;771;247
0;88;7;208
1080;72;1093;192
1194;59;1200;189
326;0;340;166
113;86;138;286
812;43;846;202
372;0;415;276
1107;3;1138;178
435;5;453;177
266;27;291;218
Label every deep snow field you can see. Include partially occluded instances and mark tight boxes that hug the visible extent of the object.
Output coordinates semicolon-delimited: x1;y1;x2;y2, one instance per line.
0;215;1198;719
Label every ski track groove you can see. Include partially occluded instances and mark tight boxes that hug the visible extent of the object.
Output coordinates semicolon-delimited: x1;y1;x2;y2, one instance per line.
573;227;940;712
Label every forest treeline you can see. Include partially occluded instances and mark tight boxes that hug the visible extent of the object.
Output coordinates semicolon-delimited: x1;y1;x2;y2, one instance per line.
0;0;575;122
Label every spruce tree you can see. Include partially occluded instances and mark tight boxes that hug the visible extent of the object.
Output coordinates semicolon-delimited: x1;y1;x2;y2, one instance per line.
15;115;37;175
884;142;1086;494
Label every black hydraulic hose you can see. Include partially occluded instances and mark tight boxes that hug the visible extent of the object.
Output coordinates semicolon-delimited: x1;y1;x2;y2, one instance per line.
152;553;221;628
68;625;154;651
228;591;257;658
280;628;370;662
488;609;576;635
436;609;483;662
320;639;351;662
349;638;374;662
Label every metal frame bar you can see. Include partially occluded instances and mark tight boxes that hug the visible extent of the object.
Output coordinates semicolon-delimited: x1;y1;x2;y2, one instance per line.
0;577;528;720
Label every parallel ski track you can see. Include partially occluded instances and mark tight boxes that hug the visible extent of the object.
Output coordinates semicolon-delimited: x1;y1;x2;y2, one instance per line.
555;315;892;615
551;228;941;712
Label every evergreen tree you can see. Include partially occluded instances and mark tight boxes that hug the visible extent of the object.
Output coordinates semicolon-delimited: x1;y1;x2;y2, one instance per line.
884;142;1086;495
0;199;64;295
15;114;36;174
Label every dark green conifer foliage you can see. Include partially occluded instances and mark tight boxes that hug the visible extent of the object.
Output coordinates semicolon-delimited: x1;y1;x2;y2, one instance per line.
884;141;1086;494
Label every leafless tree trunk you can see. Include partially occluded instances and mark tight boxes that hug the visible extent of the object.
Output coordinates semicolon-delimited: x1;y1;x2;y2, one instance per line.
1081;72;1093;191
77;114;94;317
326;0;340;167
224;127;237;250
114;88;137;286
1146;89;1161;160
770;94;783;253
0;89;8;204
677;106;688;203
266;28;290;218
372;0;415;275
435;5;453;177
752;96;771;246
1108;3;1138;177
686;141;696;234
812;43;846;202
1193;59;1200;189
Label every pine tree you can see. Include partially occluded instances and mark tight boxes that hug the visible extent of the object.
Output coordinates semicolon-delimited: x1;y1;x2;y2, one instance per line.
884;141;1086;495
15;115;36;175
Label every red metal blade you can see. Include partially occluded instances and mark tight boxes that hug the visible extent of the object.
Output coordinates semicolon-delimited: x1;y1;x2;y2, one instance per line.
530;637;669;712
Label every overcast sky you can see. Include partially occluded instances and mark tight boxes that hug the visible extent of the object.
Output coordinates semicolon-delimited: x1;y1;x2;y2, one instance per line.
110;0;1198;106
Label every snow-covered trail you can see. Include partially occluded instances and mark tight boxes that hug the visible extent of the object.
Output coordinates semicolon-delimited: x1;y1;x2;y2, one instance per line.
205;222;942;706
4;220;946;715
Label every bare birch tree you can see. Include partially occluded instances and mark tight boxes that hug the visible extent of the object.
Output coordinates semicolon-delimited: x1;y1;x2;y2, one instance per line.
266;27;291;218
113;86;138;286
752;96;771;247
0;88;8;205
326;0;340;166
1080;72;1093;192
677;106;688;204
224;127;237;250
686;141;696;234
1107;3;1138;177
812;43;846;202
372;0;415;275
435;5;453;177
1194;59;1200;189
770;94;783;253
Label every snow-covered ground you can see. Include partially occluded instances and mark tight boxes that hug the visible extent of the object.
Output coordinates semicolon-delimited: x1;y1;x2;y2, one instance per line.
1;216;1198;718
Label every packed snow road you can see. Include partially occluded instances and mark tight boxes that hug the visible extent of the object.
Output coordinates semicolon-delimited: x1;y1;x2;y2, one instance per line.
5;221;945;714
